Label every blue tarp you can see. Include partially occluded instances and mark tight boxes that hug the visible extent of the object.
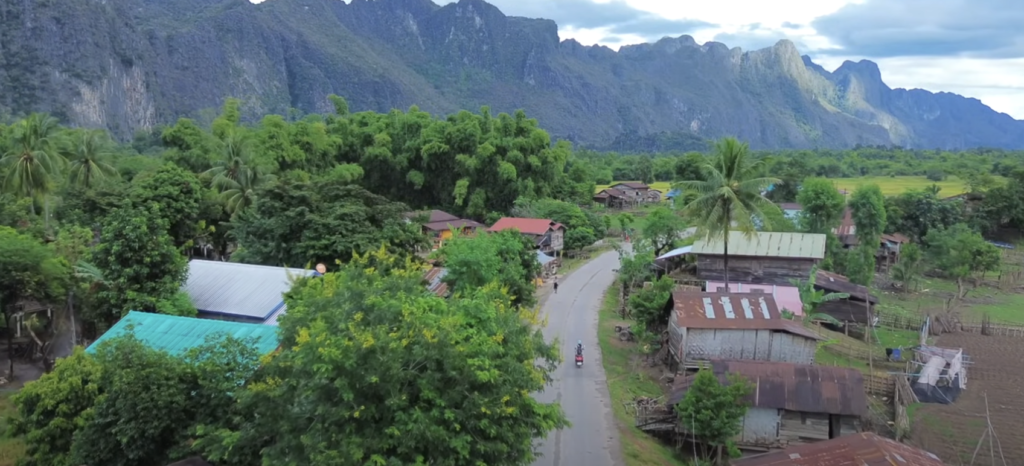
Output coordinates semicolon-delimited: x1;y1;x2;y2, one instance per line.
537;250;556;266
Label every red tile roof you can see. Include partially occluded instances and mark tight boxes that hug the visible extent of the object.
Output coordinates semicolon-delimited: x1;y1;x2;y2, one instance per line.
731;432;945;466
488;217;561;236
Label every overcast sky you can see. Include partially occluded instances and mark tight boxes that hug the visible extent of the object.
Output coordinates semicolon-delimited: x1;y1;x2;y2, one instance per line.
424;0;1024;119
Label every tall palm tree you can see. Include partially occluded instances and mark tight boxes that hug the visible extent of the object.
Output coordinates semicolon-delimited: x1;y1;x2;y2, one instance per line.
673;137;779;284
66;129;117;189
0;113;66;215
203;129;270;217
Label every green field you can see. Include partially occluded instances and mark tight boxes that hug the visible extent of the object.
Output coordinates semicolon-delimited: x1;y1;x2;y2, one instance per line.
597;177;987;198
830;176;973;197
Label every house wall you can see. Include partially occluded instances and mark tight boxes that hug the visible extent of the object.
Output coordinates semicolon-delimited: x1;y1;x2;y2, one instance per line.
549;229;564;251
696;255;819;286
818;299;874;324
667;327;817;366
728;409;860;450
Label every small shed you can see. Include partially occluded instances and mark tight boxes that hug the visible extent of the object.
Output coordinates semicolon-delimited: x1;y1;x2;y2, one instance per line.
813;270;879;324
669;360;867;451
691;231;826;286
667;291;822;369
730;432;946;465
183;260;320;325
87;311;280;356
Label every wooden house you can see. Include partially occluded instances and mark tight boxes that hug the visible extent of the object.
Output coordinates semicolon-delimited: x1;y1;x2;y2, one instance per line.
666;290;822;369
814;270;879;325
731;432;946;465
691;231;827;286
609;182;651;201
488;217;566;253
593;188;633;209
404;210;484;250
669;360;867;452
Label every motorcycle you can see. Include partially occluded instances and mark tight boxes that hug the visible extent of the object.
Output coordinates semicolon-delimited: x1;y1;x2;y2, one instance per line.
575;353;583;367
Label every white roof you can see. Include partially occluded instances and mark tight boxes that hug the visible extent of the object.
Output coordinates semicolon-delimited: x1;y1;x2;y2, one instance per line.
657;246;693;260
183;260;316;321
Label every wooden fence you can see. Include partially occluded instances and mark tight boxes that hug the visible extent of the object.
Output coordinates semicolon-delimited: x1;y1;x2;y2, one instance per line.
863;373;895;397
876;313;1024;339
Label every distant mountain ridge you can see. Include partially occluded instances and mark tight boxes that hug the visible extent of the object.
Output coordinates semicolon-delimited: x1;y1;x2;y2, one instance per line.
1;0;1022;150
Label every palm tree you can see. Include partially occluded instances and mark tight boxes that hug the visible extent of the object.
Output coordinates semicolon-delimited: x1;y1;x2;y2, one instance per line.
203;129;270;217
66;129;117;189
673;137;779;284
0;113;66;215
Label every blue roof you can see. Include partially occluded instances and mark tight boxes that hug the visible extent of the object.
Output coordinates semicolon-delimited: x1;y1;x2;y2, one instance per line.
86;311;280;356
666;189;682;198
537;250;556;266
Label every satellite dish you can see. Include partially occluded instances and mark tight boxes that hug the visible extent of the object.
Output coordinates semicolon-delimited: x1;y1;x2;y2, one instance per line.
315;263;327;274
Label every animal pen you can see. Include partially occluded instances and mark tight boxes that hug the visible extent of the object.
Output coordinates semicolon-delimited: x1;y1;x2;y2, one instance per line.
910;345;968;404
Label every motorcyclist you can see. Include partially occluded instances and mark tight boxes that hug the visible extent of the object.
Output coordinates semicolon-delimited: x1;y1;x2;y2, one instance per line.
575;340;584;356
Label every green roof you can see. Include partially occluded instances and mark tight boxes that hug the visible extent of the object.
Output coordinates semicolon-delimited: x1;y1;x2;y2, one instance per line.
86;311;280;356
691;231;826;260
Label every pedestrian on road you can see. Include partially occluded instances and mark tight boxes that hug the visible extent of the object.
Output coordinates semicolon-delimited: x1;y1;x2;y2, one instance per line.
553;279;559;294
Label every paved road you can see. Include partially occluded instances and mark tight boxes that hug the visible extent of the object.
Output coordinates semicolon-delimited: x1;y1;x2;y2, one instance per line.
532;249;625;466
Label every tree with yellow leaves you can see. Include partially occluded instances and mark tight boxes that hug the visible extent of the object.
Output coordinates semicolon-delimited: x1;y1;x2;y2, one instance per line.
194;248;568;466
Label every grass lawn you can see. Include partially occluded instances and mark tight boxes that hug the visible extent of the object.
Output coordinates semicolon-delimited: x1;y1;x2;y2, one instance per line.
829;176;976;197
884;276;1024;325
0;390;25;466
598;284;689;466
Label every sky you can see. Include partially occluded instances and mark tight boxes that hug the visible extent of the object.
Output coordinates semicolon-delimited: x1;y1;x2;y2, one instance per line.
422;0;1024;119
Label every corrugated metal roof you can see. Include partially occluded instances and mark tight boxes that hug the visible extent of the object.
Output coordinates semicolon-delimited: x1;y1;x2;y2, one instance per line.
691;232;826;259
706;282;803;316
404;210;460;223
422;219;484;232
611;182;649;189
835;207;856;237
816;270;879;303
424;266;449;297
669;360;868;416
657;246;693;260
488;217;561;235
86;311;280;356
731;432;945;466
671;291;822;341
183;260;316;320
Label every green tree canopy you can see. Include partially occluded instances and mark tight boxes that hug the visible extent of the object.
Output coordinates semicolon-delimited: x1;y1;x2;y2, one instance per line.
675;368;753;464
195;250;568;466
796;178;845;234
434;230;541;308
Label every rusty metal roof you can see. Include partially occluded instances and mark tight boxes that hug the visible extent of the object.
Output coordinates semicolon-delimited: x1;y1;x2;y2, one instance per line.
671;291;822;341
422;219;484;232
423;266;449;297
834;207;856;237
731;432;946;466
816;270;879;304
691;231;826;259
669;360;867;416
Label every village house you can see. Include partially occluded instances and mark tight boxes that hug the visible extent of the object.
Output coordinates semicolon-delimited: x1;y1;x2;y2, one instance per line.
609;182;651;201
488;217;565;253
668;360;867;452
593;188;633;209
404;210;484;250
666;290;822;370
87;311;280;356
813;270;879;325
691;231;827;286
731;431;946;465
183;260;321;325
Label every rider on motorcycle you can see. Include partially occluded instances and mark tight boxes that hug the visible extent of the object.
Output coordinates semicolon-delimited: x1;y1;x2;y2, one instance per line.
575;340;584;356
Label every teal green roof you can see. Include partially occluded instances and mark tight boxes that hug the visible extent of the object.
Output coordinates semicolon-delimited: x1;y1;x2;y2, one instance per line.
87;311;280;356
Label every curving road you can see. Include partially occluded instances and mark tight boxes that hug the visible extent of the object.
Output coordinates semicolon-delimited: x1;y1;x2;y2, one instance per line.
532;248;625;466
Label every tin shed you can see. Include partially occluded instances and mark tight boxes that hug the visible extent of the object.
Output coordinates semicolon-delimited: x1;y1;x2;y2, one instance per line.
730;432;945;465
667;291;822;369
692;231;826;286
670;360;867;451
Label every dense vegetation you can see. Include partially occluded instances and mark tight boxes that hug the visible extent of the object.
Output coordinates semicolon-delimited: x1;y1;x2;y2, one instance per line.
2;93;1023;466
